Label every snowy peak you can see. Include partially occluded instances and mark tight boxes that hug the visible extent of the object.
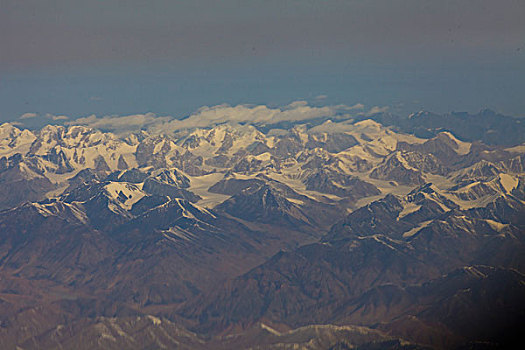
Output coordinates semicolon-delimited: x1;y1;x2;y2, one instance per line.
452;160;502;183
213;176;337;229
26;201;89;225
149;168;191;189
0;123;36;157
407;110;438;119
435;131;471;155
301;166;381;199
401;183;459;220
103;182;146;212
180;123;270;158
370;151;427;185
450;171;521;204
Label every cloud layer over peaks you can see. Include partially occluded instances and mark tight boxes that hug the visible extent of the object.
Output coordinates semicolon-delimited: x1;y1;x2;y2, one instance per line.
155;102;344;133
68;101;366;134
68;113;172;133
19;112;38;120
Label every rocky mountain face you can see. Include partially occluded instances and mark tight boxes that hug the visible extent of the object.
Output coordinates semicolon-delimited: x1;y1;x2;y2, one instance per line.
0;114;524;349
367;109;525;146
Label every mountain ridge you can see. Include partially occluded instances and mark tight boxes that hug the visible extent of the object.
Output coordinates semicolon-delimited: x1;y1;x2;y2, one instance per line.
0;113;523;349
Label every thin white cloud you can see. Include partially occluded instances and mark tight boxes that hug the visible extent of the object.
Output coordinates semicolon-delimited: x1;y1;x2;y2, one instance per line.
315;94;328;100
285;100;309;109
348;103;365;110
68;113;171;134
66;102;366;135
19;112;38;120
367;106;389;115
9;121;25;127
46;113;69;121
333;103;365;111
155;101;350;133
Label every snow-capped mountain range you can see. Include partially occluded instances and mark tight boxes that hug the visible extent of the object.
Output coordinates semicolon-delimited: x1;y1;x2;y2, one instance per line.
0;114;524;349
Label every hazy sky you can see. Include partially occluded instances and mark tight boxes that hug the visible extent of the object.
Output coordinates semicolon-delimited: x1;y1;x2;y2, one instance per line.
1;0;524;123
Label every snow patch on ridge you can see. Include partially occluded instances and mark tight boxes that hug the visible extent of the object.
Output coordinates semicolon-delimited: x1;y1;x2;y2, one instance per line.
104;182;145;211
499;173;518;194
